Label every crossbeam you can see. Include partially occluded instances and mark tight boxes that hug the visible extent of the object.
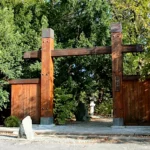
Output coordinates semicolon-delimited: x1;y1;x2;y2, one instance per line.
9;78;40;84
24;45;143;59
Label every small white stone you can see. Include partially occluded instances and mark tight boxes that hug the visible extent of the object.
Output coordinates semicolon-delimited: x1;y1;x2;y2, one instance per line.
18;116;34;140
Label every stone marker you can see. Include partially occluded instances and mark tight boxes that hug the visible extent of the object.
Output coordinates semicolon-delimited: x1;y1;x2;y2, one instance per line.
18;116;34;140
90;101;95;116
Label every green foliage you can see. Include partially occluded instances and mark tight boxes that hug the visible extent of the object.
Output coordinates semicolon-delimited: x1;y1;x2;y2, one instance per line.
4;116;21;127
0;0;46;110
0;7;22;110
95;98;113;116
54;88;76;125
0;86;9;111
110;0;150;77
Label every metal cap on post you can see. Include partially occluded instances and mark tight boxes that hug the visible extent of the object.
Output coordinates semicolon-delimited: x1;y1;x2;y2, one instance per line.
111;23;122;33
42;28;54;39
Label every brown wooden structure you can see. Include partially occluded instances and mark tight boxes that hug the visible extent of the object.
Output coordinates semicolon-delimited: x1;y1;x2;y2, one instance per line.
9;23;150;125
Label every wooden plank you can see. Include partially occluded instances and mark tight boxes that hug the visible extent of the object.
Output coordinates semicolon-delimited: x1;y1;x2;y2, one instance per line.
134;81;139;123
11;85;23;119
52;46;111;57
122;45;143;53
123;75;150;81
29;84;40;124
111;23;124;119
24;50;41;59
23;45;143;59
143;81;149;123
9;78;40;84
138;81;142;124
23;84;29;117
41;32;54;117
122;81;128;124
148;81;150;122
123;75;140;80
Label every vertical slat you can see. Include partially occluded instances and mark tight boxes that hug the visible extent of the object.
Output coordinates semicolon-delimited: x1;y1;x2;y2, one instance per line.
29;84;40;124
41;28;54;124
135;80;139;123
29;84;35;122
128;81;132;123
143;81;149;122
11;85;22;118
122;81;128;124
131;81;136;122
111;23;123;124
23;84;28;117
148;81;150;121
139;81;143;123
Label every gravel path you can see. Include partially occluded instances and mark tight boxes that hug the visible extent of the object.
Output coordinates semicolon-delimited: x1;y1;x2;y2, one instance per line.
0;136;150;150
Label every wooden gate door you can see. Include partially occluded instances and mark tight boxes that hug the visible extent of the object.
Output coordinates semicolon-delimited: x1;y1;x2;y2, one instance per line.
122;77;150;125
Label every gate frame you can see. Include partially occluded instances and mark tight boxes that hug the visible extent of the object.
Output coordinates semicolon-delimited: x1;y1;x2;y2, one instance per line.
9;23;143;125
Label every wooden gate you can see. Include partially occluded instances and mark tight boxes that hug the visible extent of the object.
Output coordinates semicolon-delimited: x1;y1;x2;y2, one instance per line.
9;23;148;125
123;76;150;125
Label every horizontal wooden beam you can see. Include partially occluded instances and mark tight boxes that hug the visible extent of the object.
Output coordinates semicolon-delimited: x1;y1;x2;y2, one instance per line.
123;75;150;81
123;75;140;80
52;46;111;57
122;45;143;53
24;51;41;59
9;78;40;84
23;45;143;59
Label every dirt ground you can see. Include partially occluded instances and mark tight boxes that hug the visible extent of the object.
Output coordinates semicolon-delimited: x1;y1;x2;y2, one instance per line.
67;116;113;127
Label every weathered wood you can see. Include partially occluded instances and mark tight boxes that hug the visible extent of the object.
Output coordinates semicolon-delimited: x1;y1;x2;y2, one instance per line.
52;46;111;57
9;79;40;84
24;50;41;59
41;29;54;118
123;75;150;80
123;80;150;125
23;45;143;59
29;84;40;123
111;23;124;119
123;75;140;80
11;84;40;123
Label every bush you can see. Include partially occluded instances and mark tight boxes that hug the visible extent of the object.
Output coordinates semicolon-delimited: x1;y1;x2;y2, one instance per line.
4;116;21;127
54;87;76;125
95;99;113;116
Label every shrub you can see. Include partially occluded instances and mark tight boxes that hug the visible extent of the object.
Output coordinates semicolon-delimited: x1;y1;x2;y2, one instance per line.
4;116;21;127
54;87;76;125
95;99;113;116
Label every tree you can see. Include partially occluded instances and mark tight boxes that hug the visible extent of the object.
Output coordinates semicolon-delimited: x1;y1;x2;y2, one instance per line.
109;0;150;77
51;0;112;120
0;7;22;110
0;0;47;111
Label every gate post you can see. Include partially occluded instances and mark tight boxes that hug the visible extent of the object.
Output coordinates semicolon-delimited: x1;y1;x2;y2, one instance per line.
111;23;124;126
40;28;54;124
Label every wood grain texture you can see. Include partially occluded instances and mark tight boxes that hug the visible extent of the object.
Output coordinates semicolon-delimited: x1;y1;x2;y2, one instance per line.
111;31;123;118
11;84;40;123
123;80;150;125
23;45;143;59
41;37;54;117
9;78;40;84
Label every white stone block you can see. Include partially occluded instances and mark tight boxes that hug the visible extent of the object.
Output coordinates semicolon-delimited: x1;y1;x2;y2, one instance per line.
18;116;34;140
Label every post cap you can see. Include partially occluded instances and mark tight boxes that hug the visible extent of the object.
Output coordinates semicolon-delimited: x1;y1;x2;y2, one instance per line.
42;28;54;39
111;23;122;33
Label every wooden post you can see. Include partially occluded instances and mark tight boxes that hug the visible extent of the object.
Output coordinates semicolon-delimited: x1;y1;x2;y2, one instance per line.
111;23;124;126
40;28;54;124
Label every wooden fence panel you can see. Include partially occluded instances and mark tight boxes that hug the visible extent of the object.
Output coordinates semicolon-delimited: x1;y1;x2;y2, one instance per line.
11;83;40;124
123;79;150;125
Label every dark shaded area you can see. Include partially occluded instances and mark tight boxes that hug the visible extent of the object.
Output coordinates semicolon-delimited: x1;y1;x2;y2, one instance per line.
0;108;10;125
